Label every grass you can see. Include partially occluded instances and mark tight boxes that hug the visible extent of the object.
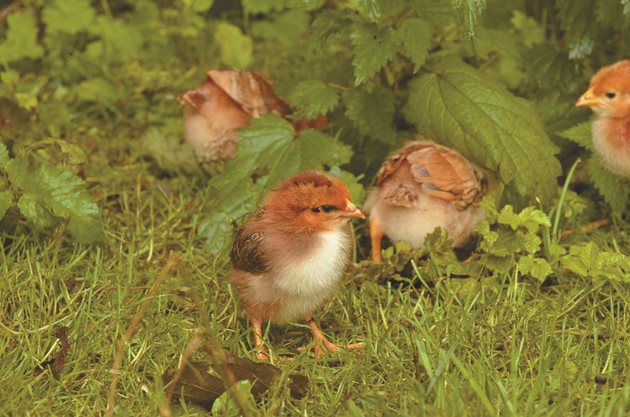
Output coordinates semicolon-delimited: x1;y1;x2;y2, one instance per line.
1;157;629;416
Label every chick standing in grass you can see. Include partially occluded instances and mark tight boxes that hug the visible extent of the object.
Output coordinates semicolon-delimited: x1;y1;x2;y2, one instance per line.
180;70;289;162
365;140;486;262
229;171;365;359
576;60;630;177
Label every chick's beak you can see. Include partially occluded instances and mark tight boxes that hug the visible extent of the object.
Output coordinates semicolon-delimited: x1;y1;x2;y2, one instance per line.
576;88;602;107
342;199;365;219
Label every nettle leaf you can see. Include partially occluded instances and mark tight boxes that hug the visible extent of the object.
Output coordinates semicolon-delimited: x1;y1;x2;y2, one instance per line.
518;256;552;282
288;80;340;119
561;242;630;282
587;156;629;214
557;0;597;59
0;142;9;169
404;55;561;204
5;159;104;244
345;86;396;143
397;18;432;72
17;193;59;229
215;22;253;68
412;0;457;27
350;25;398;86
242;0;286;14
0;191;12;221
559;121;593;151
43;0;95;35
0;10;44;64
357;0;381;22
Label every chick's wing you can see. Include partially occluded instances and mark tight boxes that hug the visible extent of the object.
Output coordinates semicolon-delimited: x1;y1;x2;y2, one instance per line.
230;210;270;274
406;142;484;210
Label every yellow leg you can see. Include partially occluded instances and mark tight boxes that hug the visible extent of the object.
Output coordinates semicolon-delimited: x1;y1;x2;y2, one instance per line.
251;317;269;360
305;316;363;357
370;217;384;262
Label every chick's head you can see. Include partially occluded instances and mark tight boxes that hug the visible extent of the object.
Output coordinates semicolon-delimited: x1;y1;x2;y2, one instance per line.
266;171;364;232
577;60;630;118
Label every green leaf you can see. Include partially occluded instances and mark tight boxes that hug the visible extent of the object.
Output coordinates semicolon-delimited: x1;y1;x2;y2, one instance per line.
0;10;44;64
251;10;309;43
43;0;95;34
0;142;9;169
518;256;552;282
0;191;12;221
561;242;630;282
211;380;253;417
587;156;630;214
89;16;143;60
397;18;432;72
350;25;398;86
559;122;593;151
357;0;381;22
404;55;561;203
345;86;396;143
242;0;286;14
139;128;199;174
5;159;104;243
215;22;253;68
17;193;59;229
288;80;340;119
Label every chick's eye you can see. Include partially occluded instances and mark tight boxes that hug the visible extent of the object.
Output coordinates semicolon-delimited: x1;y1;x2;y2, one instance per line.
312;205;337;213
605;92;617;99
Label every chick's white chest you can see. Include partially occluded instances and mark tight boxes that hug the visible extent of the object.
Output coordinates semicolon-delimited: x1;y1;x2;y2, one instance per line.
272;229;350;322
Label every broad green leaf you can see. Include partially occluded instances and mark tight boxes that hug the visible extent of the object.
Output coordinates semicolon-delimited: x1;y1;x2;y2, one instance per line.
453;0;487;38
561;242;630;282
345;86;396;143
0;142;9;169
356;0;381;22
559;121;593;151
5;159;104;243
43;0;95;34
288;80;340;119
404;55;561;203
215;22;253;68
89;16;143;59
587;156;629;214
350;25;397;86
17;193;59;229
211;380;253;417
397;18;432;72
518;256;552;282
557;0;596;58
139;129;199;174
242;0;286;14
251;10;309;43
0;191;12;221
411;0;457;27
0;10;44;64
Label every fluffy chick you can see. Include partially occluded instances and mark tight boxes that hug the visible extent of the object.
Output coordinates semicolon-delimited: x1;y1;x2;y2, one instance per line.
229;171;365;359
576;60;630;177
180;70;289;162
365;140;486;262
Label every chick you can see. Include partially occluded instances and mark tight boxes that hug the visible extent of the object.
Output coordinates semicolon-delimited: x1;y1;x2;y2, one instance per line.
365;140;486;262
180;70;289;162
576;60;630;177
229;171;365;359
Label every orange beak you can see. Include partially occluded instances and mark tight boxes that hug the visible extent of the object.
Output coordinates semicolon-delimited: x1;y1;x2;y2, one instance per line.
576;87;602;108
342;199;365;219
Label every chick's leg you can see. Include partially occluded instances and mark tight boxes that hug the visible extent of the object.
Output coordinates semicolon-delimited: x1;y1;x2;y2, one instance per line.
370;217;384;262
251;317;269;360
305;316;363;357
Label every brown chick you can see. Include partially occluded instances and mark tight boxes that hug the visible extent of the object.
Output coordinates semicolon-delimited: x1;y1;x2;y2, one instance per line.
180;70;289;162
229;171;365;359
365;140;486;262
576;60;630;177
